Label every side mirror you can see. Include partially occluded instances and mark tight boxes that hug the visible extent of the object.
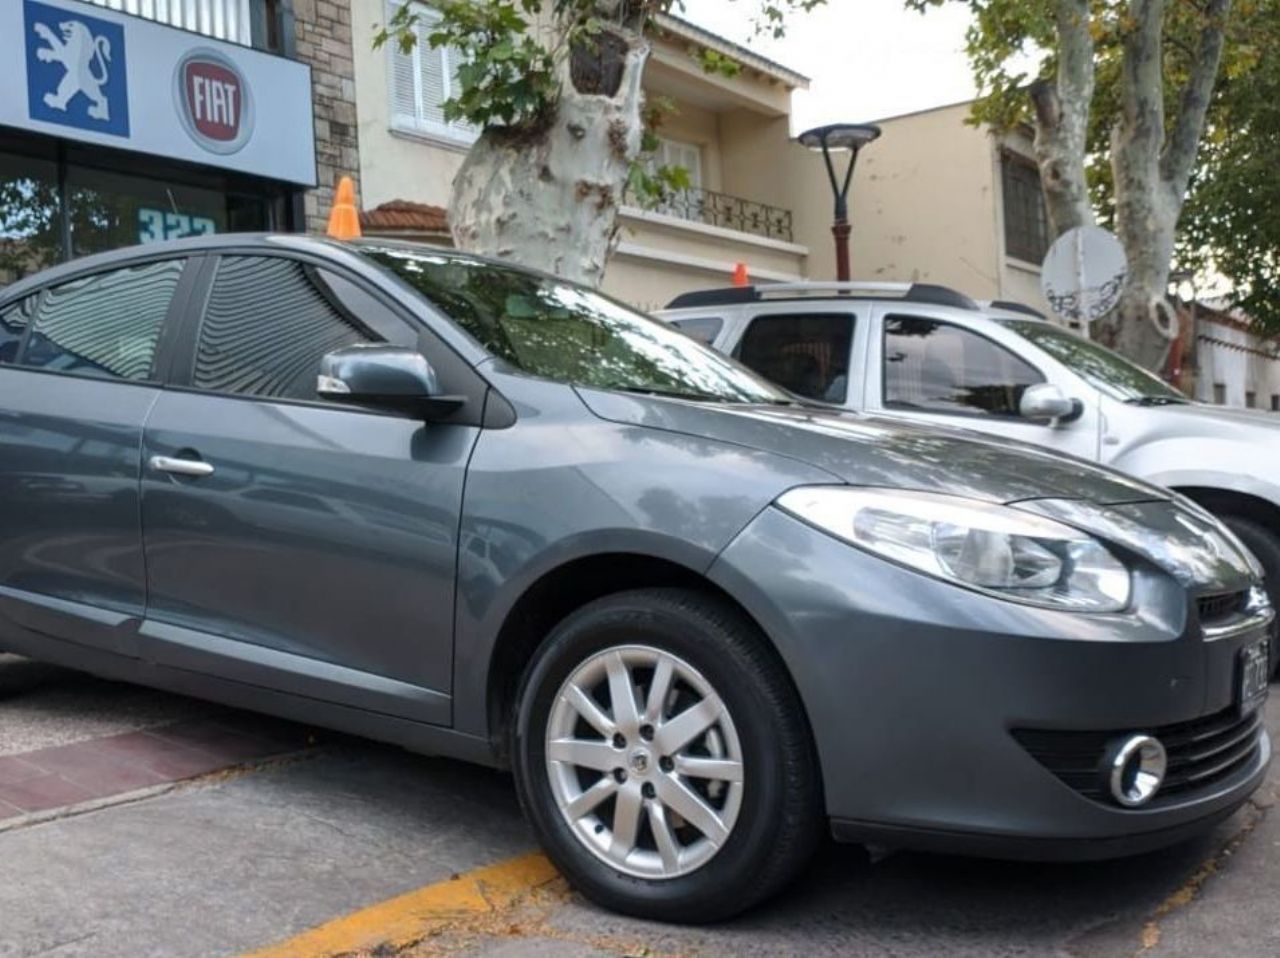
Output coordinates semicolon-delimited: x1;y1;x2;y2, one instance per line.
318;344;464;419
1019;383;1082;425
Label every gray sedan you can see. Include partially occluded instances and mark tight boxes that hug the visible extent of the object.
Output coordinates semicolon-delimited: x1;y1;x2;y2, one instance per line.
0;235;1271;921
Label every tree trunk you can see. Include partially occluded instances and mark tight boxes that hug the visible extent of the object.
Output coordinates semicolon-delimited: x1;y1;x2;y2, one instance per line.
449;26;649;287
1029;0;1096;237
1095;0;1230;370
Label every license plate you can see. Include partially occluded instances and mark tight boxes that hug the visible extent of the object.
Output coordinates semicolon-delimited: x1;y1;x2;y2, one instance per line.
1239;639;1271;716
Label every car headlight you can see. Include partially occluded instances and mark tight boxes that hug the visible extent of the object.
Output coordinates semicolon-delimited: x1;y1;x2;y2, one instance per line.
776;487;1131;612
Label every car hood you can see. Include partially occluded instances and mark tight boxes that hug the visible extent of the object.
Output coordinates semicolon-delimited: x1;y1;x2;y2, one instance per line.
578;390;1165;506
1135;400;1280;439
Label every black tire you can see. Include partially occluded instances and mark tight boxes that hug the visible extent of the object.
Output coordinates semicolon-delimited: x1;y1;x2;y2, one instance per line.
1220;515;1280;677
511;587;822;922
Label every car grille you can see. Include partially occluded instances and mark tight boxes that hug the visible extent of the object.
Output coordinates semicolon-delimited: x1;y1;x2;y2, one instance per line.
1197;590;1248;628
1013;706;1264;806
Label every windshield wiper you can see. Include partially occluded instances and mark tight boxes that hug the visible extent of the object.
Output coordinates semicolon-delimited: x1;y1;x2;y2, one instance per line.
1125;396;1189;406
616;386;726;403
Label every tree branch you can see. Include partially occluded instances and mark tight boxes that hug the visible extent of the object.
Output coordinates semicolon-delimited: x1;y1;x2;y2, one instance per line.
1161;0;1232;195
1029;0;1096;236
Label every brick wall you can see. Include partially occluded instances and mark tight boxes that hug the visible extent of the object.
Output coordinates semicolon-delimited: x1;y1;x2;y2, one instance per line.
291;0;360;232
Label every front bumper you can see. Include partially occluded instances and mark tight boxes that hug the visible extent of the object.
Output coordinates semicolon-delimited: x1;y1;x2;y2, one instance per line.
708;507;1270;860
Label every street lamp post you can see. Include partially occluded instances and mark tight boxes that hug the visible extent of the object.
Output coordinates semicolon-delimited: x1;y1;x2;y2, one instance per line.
798;123;881;282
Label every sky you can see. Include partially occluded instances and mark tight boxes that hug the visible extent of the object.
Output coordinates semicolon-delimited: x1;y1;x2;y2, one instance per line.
683;0;980;132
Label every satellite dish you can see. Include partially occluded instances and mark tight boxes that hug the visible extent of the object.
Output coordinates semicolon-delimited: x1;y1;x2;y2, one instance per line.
1040;226;1127;324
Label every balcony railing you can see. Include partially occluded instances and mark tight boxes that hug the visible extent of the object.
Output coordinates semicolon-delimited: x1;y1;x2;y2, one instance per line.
646;187;794;244
82;0;271;49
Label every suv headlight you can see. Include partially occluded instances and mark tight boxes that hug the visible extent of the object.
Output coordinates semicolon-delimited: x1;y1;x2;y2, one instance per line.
777;487;1131;612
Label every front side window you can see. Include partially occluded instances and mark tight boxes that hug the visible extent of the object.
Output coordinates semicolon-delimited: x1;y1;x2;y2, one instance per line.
883;315;1044;417
387;2;477;146
20;259;184;380
361;245;789;405
0;296;36;364
1001;319;1184;403
194;257;380;400
736;314;855;403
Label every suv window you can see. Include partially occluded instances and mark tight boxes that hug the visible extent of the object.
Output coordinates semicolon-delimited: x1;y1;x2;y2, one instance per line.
20;259;184;381
194;256;381;401
883;315;1043;417
0;296;36;365
736;313;855;403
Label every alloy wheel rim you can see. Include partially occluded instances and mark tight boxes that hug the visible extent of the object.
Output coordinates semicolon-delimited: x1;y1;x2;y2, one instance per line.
545;644;745;880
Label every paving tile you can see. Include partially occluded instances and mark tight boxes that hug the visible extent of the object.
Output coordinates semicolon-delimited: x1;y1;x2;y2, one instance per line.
0;797;24;820
0;773;95;813
133;747;231;781
0;755;45;786
91;729;221;763
23;743;168;794
147;720;290;762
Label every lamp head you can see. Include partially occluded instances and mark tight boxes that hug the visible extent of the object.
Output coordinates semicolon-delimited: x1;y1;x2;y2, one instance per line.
798;123;882;154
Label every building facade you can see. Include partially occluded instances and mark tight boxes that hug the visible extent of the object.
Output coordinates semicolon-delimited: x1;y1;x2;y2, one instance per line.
0;0;330;287
349;6;813;310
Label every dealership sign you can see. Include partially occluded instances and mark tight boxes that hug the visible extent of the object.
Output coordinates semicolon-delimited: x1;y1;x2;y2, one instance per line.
2;0;315;186
176;49;254;154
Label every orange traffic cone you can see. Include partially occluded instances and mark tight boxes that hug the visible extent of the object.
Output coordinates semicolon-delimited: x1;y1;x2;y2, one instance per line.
732;262;749;286
326;176;362;240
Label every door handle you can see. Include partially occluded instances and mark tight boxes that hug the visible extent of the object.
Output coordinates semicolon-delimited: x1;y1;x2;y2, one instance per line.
149;455;215;478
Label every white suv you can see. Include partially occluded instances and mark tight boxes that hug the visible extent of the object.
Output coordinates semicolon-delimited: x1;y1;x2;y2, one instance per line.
659;281;1280;665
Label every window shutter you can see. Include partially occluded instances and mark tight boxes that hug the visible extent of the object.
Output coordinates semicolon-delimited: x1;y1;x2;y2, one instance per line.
385;2;477;142
417;13;448;127
389;38;419;124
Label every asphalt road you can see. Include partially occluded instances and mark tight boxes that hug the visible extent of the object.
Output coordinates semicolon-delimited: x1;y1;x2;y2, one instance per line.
0;653;1277;958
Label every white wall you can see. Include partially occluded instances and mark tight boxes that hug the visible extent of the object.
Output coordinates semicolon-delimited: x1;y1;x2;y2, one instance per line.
1196;316;1280;411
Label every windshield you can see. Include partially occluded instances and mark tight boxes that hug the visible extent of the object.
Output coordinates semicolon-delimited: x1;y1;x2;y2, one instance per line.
360;245;791;405
1000;319;1186;403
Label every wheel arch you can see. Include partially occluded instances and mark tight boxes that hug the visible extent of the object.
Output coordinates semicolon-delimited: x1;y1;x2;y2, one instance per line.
1172;486;1280;537
479;551;812;768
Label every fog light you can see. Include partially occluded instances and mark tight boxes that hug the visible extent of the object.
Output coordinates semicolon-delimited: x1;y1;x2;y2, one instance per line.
1106;735;1167;807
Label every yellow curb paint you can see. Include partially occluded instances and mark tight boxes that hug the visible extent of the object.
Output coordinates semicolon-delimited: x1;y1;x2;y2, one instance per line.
240;851;560;958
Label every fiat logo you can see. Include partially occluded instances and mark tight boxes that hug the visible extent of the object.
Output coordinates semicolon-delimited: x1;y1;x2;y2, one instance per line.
174;49;254;155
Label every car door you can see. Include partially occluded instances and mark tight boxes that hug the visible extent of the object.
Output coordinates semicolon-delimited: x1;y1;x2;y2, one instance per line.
730;307;863;405
138;253;482;724
0;256;193;658
866;307;1101;460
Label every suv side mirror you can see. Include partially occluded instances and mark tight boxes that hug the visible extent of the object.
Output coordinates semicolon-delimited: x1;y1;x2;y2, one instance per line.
1020;383;1082;425
318;344;464;419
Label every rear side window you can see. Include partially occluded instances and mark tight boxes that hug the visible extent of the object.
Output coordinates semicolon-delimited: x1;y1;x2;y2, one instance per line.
0;296;36;365
883;315;1043;417
20;259;184;380
194;256;381;401
736;313;855;402
670;316;723;346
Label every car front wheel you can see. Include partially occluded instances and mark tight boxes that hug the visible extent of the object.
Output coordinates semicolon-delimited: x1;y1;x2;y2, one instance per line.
512;588;821;921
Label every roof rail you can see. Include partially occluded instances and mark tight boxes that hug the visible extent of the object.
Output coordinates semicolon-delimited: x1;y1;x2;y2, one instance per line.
985;299;1048;319
664;281;979;312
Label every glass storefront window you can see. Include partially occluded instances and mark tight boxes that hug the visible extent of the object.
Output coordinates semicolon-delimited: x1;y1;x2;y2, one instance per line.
67;165;231;257
0;152;61;286
0;130;279;291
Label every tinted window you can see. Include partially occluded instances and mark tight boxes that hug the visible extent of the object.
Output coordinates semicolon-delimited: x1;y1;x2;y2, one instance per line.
195;256;380;400
0;296;36;364
21;259;183;380
670;316;723;346
883;315;1043;416
360;246;788;405
737;314;855;402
